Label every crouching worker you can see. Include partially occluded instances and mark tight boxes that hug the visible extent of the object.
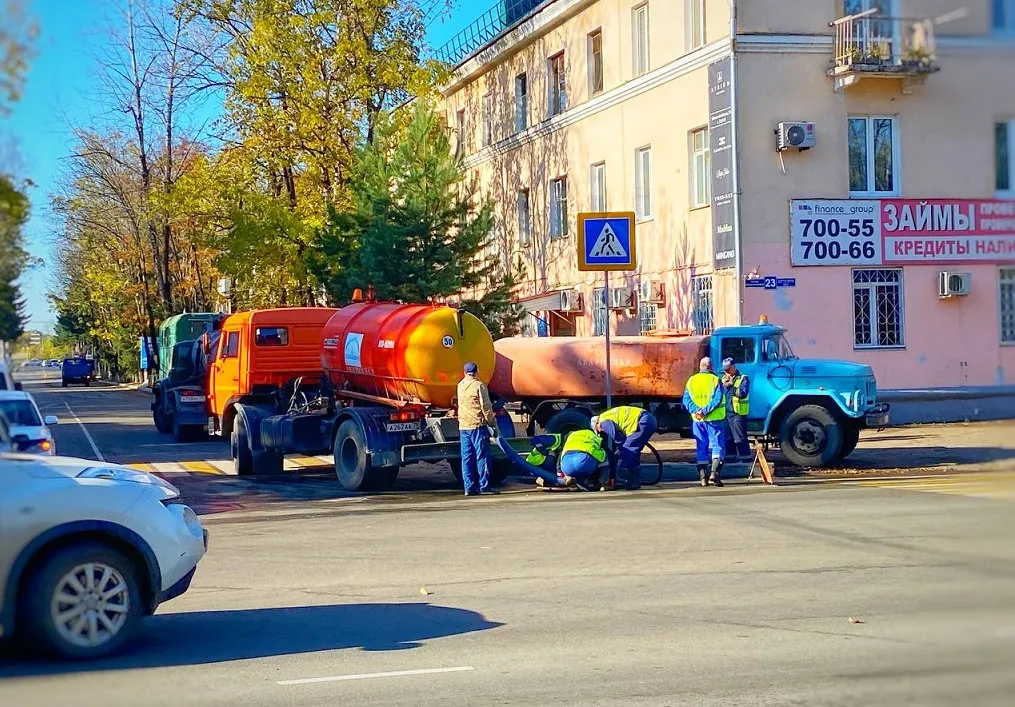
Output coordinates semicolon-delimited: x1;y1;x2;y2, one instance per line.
592;405;658;490
557;428;615;490
525;433;563;473
683;357;726;488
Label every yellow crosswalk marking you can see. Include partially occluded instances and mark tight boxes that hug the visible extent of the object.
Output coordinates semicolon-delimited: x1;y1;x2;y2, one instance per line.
180;461;225;475
287;455;330;469
852;472;1015;500
127;463;155;472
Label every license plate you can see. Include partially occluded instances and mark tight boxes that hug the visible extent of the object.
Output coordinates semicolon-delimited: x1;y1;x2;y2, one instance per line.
181;396;204;404
387;422;419;433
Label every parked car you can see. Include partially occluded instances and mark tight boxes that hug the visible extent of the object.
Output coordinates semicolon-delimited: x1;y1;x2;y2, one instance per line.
0;391;58;455
0;453;208;659
61;357;92;387
0;361;21;391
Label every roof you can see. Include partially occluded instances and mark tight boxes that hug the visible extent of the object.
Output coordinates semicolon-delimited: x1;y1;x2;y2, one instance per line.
0;390;33;401
714;324;787;337
435;0;556;67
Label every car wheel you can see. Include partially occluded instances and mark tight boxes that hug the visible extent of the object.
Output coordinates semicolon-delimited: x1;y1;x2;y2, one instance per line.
778;405;843;468
23;542;143;660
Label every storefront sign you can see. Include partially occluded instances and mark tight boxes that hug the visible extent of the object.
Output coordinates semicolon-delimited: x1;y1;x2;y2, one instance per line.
791;199;1015;266
709;58;737;271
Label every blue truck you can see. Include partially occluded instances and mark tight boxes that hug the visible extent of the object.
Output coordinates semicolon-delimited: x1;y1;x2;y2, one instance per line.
60;358;93;388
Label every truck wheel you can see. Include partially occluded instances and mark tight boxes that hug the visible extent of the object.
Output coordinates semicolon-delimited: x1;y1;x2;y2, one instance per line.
333;420;372;491
153;403;173;434
779;405;843;468
838;427;861;461
543;408;593;435
232;415;254;476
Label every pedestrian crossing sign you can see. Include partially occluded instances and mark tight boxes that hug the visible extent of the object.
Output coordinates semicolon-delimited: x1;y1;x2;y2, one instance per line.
577;212;637;272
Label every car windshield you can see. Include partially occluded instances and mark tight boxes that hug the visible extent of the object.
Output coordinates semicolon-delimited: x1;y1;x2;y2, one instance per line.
762;334;797;362
0;400;42;426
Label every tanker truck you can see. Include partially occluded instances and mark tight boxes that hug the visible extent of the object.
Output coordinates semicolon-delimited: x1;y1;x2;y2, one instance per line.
489;317;890;468
228;302;522;490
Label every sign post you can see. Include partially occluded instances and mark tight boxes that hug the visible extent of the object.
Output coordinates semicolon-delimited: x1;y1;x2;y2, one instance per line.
577;212;637;409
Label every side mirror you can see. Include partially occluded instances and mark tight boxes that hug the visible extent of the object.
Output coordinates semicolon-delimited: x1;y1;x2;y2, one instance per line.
45;415;59;426
14;381;22;391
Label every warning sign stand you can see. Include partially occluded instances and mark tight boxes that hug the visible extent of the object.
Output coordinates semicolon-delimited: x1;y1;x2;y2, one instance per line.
746;440;775;485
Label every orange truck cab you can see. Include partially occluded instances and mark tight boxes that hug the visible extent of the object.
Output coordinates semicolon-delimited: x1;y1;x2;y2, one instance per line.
206;308;337;438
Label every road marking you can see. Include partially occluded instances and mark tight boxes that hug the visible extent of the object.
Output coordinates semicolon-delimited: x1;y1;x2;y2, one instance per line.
851;472;1015;500
63;402;104;462
181;461;226;475
277;666;474;686
288;455;329;468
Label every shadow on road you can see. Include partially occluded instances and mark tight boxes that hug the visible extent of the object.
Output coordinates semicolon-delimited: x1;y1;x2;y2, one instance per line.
0;602;501;676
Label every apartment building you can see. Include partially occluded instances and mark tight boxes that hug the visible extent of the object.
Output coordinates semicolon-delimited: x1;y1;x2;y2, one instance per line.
439;0;1015;390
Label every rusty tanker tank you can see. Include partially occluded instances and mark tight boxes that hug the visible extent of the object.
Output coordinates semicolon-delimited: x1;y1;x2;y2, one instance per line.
321;303;496;409
490;334;711;401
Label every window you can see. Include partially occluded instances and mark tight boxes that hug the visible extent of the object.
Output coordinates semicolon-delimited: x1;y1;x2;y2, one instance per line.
638;301;657;334
481;93;493;147
0;400;42;427
632;4;650;77
852;269;904;348
691;128;710;208
848;116;899;196
517;189;532;245
686;0;705;50
255;327;288;346
590;162;606;212
994;0;1015;32
592;287;608;336
550;176;569;238
635;146;652;219
588;30;603;96
548;52;567;117
514;73;528;133
997;121;1013;196
691;275;713;334
455;109;466;158
720;337;757;364
1001;268;1015;343
221;331;240;358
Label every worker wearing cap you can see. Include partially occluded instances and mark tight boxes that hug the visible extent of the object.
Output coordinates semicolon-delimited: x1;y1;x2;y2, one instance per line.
721;357;752;462
683;357;726;487
591;405;658;490
455;362;498;496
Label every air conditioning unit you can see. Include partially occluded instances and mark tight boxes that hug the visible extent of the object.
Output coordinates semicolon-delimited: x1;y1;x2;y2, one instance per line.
558;288;582;312
776;121;816;151
609;288;635;310
639;279;665;305
938;271;972;298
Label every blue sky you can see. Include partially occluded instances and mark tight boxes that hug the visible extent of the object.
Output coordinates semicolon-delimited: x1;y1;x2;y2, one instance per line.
6;0;477;333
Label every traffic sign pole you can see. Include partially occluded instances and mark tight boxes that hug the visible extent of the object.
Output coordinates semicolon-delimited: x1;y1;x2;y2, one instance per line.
603;270;612;408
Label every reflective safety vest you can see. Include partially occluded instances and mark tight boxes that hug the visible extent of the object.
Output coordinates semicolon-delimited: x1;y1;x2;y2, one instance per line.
526;433;563;466
598;406;644;435
686;372;726;422
731;375;749;416
561;429;607;463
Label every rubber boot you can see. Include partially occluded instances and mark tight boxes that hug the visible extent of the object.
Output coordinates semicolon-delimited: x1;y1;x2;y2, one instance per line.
710;458;725;488
698;464;709;487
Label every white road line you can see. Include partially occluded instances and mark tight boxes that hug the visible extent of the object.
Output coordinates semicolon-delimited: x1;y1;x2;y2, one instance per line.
277;666;474;686
64;401;104;462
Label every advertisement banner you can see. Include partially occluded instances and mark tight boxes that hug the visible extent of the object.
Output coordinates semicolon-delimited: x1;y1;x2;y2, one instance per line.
790;199;1015;266
708;58;737;271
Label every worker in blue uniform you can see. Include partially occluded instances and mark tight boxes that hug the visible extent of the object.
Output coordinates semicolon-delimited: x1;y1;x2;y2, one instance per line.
590;405;658;490
683;357;726;487
525;433;563;473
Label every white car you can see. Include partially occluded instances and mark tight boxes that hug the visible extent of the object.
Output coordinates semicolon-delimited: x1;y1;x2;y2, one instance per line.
0;390;59;455
0;442;208;659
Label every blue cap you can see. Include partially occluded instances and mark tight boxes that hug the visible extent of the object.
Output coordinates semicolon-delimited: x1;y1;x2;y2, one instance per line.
464;361;478;375
722;357;735;369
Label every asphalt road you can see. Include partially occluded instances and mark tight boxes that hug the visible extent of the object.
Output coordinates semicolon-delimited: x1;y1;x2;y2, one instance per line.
2;377;1014;706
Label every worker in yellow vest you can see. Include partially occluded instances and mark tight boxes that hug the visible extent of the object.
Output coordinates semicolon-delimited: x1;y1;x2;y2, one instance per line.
721;357;752;462
557;428;614;490
683;357;726;487
591;405;658;490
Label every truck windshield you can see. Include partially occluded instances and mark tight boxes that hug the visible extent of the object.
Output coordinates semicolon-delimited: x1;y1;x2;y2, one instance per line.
762;334;797;362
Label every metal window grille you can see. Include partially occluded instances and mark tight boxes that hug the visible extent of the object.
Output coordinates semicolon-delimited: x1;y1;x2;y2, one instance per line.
638;301;657;334
1001;268;1015;343
592;287;607;336
550;177;568;238
852;269;904;348
691;275;713;334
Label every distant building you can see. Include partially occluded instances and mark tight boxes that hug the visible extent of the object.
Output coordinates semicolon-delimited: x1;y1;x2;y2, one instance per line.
24;330;43;347
439;0;1015;390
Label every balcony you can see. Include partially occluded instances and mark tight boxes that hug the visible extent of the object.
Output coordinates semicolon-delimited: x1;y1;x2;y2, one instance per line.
829;10;941;93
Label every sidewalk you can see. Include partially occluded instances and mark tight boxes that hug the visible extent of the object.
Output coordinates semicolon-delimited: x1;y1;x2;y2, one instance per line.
880;385;1015;425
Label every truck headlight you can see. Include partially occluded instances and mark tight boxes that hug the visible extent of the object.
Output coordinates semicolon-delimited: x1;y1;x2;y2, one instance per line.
854;390;866;411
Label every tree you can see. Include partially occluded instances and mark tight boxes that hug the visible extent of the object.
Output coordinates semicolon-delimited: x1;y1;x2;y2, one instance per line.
0;0;37;115
0;175;30;343
311;103;523;337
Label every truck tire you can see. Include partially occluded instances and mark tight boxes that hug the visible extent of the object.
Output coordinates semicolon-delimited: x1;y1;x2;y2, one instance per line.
232;414;254;476
333;419;372;491
543;408;593;435
838;427;861;461
779;405;843;468
153;402;173;434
